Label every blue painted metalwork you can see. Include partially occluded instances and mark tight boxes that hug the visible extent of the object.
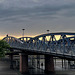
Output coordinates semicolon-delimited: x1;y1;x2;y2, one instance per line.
2;32;75;57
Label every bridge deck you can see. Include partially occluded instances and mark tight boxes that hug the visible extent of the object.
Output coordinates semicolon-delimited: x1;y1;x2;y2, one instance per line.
3;32;75;61
7;47;75;61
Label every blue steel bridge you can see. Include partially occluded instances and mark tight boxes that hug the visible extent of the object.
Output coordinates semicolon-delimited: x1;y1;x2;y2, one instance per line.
2;32;75;74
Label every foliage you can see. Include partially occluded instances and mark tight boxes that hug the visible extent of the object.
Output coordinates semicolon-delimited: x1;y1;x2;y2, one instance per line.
0;40;10;57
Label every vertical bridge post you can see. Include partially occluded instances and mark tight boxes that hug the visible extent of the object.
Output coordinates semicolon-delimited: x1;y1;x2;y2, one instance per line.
45;55;55;73
9;53;14;69
19;53;28;74
9;49;14;69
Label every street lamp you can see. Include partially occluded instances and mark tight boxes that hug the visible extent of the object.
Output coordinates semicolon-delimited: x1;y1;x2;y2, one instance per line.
47;30;50;33
22;29;25;37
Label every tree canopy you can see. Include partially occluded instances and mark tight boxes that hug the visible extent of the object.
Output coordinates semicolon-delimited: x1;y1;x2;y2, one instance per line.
0;40;10;57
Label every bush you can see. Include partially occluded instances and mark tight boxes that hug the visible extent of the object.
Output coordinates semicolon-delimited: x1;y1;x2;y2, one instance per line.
0;40;10;57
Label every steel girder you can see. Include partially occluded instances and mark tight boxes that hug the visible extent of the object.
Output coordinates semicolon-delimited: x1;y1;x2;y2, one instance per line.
2;32;75;56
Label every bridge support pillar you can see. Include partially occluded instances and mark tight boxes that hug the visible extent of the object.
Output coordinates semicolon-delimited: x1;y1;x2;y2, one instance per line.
62;59;64;68
19;53;28;74
45;55;55;74
37;55;40;68
9;54;14;69
68;60;70;69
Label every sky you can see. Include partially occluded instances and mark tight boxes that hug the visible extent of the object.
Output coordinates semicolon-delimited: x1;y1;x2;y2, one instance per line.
0;0;75;39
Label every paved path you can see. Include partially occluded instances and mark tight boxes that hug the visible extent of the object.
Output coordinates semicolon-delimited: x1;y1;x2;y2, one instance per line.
0;58;21;75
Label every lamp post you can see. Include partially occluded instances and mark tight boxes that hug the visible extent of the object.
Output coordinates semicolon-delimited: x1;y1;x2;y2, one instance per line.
47;30;50;33
22;29;25;37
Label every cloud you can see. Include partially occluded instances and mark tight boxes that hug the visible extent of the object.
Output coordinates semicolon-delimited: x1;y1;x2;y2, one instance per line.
0;0;75;36
0;2;74;23
0;0;75;19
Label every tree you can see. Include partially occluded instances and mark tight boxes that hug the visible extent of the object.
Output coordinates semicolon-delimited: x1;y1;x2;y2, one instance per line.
0;40;10;57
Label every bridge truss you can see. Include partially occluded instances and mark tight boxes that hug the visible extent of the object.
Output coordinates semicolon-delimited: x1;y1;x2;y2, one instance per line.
3;32;75;57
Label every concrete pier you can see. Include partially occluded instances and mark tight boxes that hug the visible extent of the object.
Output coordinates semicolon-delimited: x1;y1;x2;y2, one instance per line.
19;53;28;74
45;55;55;73
9;54;14;69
